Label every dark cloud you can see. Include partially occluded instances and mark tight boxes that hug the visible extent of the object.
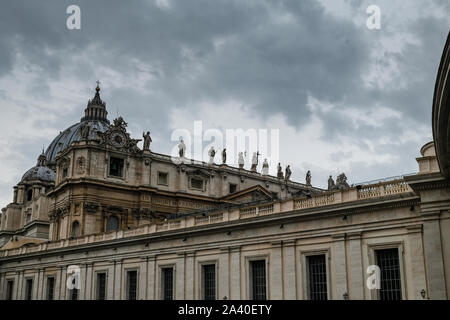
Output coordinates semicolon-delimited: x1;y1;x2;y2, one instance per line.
0;0;369;124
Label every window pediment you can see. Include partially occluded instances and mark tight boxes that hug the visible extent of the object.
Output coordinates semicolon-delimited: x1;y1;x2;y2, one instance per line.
186;169;210;178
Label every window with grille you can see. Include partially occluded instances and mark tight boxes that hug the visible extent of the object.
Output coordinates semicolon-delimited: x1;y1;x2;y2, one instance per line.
307;254;328;300
250;260;266;300
109;157;124;177
202;264;216;300
190;178;204;190
162;267;174;300
6;280;14;300
376;248;402;300
97;273;107;300
46;277;55;300
158;172;169;185
25;279;33;300
127;270;137;300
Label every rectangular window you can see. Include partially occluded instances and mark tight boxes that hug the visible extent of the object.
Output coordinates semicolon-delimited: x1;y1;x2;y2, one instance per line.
229;183;237;194
46;277;55;300
6;280;14;300
376;248;402;300
162;267;174;300
158;172;169;185
97;273;107;300
127;270;137;300
307;254;328;300
109;157;124;177
25;279;33;300
202;264;216;300
250;260;266;300
190;178;204;190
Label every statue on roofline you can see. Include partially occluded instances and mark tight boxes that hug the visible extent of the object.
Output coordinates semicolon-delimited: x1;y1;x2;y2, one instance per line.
208;146;216;164
328;175;335;190
238;152;245;169
306;170;312;186
178;137;186;158
285;165;292;181
262;158;269;175
277;163;284;179
142;131;152;151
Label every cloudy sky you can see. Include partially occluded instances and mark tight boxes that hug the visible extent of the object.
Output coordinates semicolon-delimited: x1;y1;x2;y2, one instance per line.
0;0;449;208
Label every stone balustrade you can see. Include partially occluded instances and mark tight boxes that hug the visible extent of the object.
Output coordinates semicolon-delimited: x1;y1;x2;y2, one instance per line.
357;180;411;199
0;179;414;258
195;213;224;225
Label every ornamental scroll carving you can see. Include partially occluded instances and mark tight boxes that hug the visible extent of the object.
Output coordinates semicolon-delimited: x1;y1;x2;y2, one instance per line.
97;116;142;155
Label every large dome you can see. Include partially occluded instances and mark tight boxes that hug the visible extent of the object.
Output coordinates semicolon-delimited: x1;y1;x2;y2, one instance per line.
44;120;110;164
44;84;110;164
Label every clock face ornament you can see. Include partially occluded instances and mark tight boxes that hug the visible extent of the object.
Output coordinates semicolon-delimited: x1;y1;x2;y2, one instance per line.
110;131;127;148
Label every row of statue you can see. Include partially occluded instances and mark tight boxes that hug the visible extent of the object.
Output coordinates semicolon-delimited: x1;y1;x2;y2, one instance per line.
132;134;352;189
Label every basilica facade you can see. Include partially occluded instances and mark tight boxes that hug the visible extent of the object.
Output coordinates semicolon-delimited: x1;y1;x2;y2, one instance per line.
0;33;450;301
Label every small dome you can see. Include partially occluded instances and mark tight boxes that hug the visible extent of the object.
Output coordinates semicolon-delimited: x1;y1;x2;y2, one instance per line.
21;153;55;183
21;166;55;183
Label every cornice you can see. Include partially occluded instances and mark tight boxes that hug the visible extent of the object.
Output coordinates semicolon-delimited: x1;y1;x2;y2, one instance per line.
404;173;450;191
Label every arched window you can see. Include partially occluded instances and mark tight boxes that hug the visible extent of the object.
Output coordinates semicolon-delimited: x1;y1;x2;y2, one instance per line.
106;216;119;232
71;221;80;238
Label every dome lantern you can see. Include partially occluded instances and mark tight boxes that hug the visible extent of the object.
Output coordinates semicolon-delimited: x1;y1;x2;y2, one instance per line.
81;81;109;123
36;150;48;167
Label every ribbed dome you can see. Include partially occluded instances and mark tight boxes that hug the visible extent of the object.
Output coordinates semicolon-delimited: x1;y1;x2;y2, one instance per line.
44;120;110;164
44;84;110;164
21;165;55;183
21;153;55;183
